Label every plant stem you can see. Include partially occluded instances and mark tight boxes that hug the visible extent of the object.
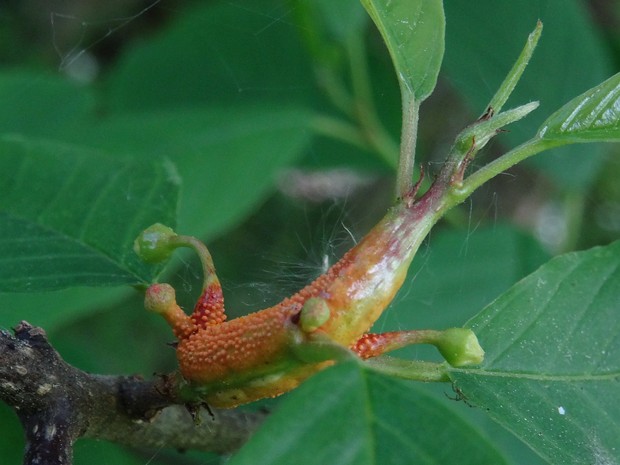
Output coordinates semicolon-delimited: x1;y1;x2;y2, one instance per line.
560;190;586;252
364;356;450;382
361;115;401;168
347;32;377;119
454;137;562;204
312;32;401;169
396;90;420;198
346;32;401;168
311;115;368;150
315;67;357;119
170;234;220;288
487;21;543;114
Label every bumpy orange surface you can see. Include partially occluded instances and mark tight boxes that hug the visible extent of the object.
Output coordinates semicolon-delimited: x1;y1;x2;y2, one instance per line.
149;193;441;407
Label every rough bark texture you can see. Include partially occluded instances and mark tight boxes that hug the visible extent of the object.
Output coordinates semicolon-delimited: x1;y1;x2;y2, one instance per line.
0;322;266;465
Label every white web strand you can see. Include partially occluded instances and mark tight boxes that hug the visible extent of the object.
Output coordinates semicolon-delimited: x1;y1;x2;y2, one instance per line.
50;0;163;74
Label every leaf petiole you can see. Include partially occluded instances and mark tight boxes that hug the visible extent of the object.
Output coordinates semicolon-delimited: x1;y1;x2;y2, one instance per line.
364;356;450;383
459;136;560;200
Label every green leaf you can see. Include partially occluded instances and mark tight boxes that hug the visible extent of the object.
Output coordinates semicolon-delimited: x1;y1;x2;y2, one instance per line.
105;0;317;112
450;240;620;465
230;362;508;465
0;288;132;331
60;106;312;239
443;0;613;188
0;136;179;291
361;0;445;102
0;71;94;138
539;72;620;143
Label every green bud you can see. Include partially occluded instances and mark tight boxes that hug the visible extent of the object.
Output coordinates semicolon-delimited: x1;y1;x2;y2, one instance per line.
299;298;331;333
436;328;485;367
134;223;177;263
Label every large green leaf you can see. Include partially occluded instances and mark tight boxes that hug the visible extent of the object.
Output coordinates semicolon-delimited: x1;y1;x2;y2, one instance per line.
450;241;620;465
0;136;179;291
230;362;507;465
59;106;311;239
443;0;613;187
0;72;94;138
539;72;620;143
0;287;132;332
105;0;317;112
361;0;444;102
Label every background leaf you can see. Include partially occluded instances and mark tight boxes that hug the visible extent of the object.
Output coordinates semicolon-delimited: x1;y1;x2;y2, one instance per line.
361;0;445;101
0;71;94;138
450;240;620;465
0;136;179;291
229;362;508;465
539;72;620;143
105;0;318;112
59;106;312;238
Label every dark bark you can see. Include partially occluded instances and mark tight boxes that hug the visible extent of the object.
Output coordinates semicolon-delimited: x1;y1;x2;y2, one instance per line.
0;322;266;465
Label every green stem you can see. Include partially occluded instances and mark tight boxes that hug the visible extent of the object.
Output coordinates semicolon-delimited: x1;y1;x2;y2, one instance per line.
346;32;401;168
454;137;562;204
361;116;401;168
310;30;402;170
311;114;399;168
314;64;400;168
315;67;357;119
364;356;450;382
487;21;543;114
560;190;586;252
449;102;540;170
169;235;220;288
311;115;368;150
396;90;420;198
346;32;377;119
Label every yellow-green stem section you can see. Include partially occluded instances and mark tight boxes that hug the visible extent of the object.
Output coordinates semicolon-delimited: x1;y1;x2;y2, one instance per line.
365;356;450;382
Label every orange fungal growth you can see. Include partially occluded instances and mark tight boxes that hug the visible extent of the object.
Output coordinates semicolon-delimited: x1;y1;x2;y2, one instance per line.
144;283;195;339
177;304;296;384
190;283;226;329
140;180;483;408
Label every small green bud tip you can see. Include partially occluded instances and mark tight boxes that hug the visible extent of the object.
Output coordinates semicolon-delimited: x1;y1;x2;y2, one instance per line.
144;283;176;314
133;223;177;263
436;328;485;368
299;298;331;333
